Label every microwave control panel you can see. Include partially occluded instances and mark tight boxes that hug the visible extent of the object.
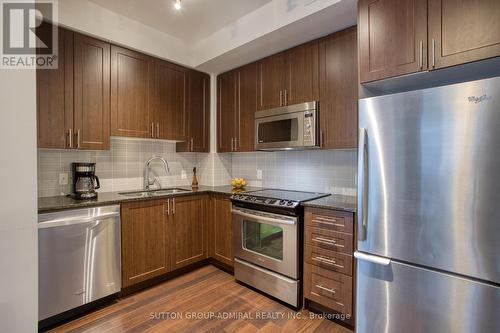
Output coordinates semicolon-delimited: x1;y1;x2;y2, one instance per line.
303;111;316;146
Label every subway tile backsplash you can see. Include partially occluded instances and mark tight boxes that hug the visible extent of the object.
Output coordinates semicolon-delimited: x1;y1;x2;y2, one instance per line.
230;149;357;195
38;137;357;197
37;137;212;197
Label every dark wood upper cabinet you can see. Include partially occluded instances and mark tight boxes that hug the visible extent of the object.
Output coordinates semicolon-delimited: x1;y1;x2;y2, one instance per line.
111;46;154;138
177;71;210;152
257;52;286;110
319;27;358;149
154;60;187;141
358;0;428;83
236;63;257;152
217;63;257;152
217;70;237;152
169;195;208;270
73;34;110;150
285;41;319;105
428;0;500;69
121;199;170;288
37;26;73;149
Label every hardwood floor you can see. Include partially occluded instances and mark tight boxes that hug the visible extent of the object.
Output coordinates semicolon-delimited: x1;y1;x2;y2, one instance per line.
47;265;352;333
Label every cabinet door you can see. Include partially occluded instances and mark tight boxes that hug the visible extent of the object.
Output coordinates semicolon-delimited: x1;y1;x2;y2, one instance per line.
236;63;257;152
217;71;237;152
177;71;210;152
37;26;73;149
319;27;358;149
111;46;154;138
73;34;110;150
210;194;233;267
170;195;208;270
154;60;187;140
429;0;500;69
285;41;319;105
358;0;428;83
121;200;169;288
256;52;286;110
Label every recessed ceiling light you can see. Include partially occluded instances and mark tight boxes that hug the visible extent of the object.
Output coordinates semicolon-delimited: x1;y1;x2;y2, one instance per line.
174;0;182;10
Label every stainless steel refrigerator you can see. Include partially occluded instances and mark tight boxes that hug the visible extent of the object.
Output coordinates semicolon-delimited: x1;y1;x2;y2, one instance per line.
356;77;500;333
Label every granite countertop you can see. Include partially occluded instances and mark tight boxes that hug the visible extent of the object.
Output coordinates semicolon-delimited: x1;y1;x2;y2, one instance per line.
38;185;262;213
302;194;357;213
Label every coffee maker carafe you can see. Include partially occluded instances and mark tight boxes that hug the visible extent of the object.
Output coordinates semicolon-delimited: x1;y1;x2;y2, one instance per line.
71;163;100;199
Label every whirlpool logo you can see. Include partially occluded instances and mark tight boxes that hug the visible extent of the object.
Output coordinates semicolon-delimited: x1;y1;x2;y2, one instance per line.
467;94;492;104
1;0;58;69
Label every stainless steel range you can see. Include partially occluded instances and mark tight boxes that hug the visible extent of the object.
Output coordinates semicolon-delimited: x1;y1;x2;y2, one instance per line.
231;189;328;307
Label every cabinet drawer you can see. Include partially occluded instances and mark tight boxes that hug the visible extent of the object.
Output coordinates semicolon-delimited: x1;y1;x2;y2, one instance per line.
305;244;352;276
304;263;352;315
305;208;353;234
305;227;353;255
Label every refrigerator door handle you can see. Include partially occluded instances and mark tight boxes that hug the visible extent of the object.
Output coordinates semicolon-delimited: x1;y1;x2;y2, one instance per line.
357;128;368;240
354;251;391;266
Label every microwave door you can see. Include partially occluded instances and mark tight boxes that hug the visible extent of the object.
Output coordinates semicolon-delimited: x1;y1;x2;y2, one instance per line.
255;112;304;150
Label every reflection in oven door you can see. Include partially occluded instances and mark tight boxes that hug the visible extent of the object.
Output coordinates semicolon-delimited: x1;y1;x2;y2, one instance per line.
232;207;298;279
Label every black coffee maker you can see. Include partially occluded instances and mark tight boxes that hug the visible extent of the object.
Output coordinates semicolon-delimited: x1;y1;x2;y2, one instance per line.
70;163;100;199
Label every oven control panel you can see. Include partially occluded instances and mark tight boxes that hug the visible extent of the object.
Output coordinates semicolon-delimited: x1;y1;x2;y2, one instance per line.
231;194;299;208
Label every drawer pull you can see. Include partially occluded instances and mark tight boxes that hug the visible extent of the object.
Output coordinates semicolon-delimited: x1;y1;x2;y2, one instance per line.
314;218;344;227
313;236;343;247
311;256;344;269
316;284;336;294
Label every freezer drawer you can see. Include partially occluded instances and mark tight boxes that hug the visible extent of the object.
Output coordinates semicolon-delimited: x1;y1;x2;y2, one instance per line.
38;205;121;320
356;252;500;333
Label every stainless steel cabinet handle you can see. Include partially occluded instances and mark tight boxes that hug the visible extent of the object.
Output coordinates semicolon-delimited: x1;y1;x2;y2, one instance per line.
166;199;170;215
358;128;368;241
419;40;423;69
172;198;175;214
279;90;283;106
313;236;340;246
234;137;238;151
231;138;234;151
156;123;160;139
190;137;194;152
76;129;80;149
284;89;288;105
315;284;335;294
354;251;391;266
312;256;336;265
432;38;436;69
68;128;73;148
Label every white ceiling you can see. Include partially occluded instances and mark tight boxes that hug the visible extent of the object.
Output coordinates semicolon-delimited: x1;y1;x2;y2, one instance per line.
89;0;271;43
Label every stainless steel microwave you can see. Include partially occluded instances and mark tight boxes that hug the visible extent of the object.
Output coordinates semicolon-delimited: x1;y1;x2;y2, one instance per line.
255;101;319;151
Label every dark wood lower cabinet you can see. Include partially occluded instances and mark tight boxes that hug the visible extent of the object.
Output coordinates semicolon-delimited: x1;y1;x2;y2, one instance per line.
210;193;234;267
170;195;209;270
121;194;229;289
303;207;355;320
121;199;169;288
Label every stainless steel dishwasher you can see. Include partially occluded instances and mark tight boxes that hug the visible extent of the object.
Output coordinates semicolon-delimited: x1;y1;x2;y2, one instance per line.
38;205;121;321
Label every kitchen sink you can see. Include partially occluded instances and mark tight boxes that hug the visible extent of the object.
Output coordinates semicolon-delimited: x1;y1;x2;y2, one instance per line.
118;188;190;197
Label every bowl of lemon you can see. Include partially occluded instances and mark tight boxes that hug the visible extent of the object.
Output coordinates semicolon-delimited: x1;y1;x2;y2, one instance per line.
231;177;248;190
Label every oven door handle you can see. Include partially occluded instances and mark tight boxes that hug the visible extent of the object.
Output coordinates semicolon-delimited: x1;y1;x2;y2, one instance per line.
231;208;297;226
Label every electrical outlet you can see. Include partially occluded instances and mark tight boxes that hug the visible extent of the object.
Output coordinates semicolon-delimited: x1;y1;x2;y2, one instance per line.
59;173;69;185
181;170;187;179
256;169;263;180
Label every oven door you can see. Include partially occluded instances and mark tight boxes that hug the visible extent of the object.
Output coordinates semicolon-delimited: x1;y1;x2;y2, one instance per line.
255;111;305;150
232;207;298;279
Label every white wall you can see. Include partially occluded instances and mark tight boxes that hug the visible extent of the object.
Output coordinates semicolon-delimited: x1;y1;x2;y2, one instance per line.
0;70;38;330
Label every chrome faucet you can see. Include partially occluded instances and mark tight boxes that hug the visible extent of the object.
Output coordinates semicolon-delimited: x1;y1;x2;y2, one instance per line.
144;156;170;190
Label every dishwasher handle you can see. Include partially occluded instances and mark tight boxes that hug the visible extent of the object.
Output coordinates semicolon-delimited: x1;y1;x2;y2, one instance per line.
38;211;120;229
